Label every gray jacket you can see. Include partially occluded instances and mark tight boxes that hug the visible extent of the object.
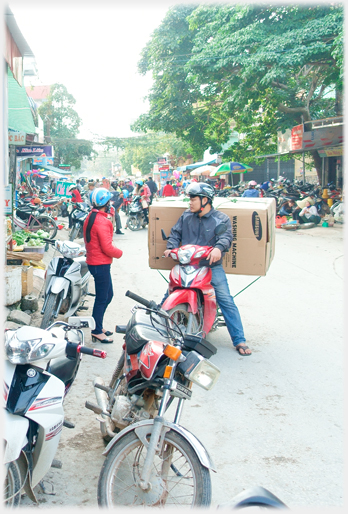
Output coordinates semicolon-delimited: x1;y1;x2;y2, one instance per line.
166;208;233;267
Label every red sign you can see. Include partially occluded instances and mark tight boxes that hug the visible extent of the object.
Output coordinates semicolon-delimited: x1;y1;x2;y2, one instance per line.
159;165;169;171
291;124;303;151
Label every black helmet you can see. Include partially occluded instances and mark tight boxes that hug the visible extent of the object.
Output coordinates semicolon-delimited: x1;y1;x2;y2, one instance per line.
185;182;215;200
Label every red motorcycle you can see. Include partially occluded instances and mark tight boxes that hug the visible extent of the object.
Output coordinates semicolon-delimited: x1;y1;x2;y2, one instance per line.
161;224;227;337
86;290;220;508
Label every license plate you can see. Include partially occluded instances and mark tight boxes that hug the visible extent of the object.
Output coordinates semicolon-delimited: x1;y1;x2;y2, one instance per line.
175;382;192;399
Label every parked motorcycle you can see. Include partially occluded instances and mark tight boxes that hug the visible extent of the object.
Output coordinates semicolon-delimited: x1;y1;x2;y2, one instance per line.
160;223;228;337
3;316;107;507
85;290;220;507
69;202;89;241
40;239;92;329
126;195;148;231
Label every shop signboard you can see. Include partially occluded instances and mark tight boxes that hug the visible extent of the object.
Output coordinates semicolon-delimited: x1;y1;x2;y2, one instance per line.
291;124;303;151
8;130;26;145
4;184;13;215
318;146;343;157
160;170;171;182
157;157;167;164
277;128;292;154
302;125;343;151
32;156;54;166
56;180;74;198
15;145;53;157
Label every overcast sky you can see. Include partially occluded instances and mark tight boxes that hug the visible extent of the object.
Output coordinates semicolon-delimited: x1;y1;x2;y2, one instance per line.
9;0;177;141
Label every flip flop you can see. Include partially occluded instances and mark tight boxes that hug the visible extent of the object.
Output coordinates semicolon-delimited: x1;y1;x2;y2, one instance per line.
236;345;252;356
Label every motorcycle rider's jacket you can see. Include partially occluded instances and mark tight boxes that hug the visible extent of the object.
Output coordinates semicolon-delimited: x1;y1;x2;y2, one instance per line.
83;209;123;265
166;208;233;267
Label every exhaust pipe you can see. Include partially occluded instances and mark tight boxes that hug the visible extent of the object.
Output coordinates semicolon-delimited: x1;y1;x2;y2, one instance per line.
93;377;115;439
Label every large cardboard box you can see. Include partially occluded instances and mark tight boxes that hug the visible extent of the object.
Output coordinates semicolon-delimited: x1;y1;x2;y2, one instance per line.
148;197;276;276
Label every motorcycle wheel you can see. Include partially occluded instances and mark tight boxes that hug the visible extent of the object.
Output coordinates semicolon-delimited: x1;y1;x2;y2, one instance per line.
29;215;58;239
167;303;202;336
127;215;141;231
40;293;59;329
69;225;79;242
97;429;211;507
4;461;22;507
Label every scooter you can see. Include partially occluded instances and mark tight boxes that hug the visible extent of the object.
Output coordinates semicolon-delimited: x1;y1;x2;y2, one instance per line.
161;223;228;337
218;486;288;509
69;202;90;241
3;316;107;507
125;195;148;231
40;239;92;329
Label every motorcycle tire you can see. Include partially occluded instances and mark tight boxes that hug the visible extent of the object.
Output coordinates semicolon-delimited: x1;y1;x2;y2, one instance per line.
29;215;58;239
167;303;202;336
40;293;59;329
4;461;22;507
97;429;211;507
69;225;79;242
127;215;141;231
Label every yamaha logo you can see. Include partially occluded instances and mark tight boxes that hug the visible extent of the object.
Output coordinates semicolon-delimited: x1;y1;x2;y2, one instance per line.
27;368;37;377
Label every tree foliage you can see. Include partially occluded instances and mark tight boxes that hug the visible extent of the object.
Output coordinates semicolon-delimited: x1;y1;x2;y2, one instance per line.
119;132;191;175
135;3;343;168
38;83;97;169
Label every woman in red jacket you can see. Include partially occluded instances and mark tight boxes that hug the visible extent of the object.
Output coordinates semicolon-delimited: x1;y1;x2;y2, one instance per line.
83;188;123;343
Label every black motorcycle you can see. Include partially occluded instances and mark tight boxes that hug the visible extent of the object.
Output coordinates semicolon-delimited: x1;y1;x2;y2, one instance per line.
125;195;148;231
69;202;90;241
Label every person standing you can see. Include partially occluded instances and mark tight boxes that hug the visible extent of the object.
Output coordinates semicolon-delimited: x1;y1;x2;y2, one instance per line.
68;184;83;229
162;181;175;197
146;176;158;205
83;188;123;343
163;182;251;356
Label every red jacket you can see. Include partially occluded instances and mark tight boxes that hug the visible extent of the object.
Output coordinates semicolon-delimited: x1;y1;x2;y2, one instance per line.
71;189;82;203
162;184;175;197
83;210;123;265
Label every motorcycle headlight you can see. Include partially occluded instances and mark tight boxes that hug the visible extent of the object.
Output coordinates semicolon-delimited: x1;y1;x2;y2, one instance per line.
5;333;54;365
178;246;195;265
178;351;220;390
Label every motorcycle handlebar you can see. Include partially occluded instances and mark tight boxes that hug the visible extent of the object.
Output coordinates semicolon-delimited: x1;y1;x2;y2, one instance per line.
77;345;107;359
125;290;157;311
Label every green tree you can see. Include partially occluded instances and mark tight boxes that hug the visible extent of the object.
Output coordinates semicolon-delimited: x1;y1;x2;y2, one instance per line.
38;83;97;169
118;132;191;175
135;4;343;172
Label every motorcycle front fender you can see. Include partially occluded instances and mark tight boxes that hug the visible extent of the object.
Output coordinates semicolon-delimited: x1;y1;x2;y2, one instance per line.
102;418;216;471
162;289;198;314
50;276;70;298
3;410;29;464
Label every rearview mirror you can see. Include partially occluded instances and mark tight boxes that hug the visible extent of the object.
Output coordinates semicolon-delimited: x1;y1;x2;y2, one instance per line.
214;223;228;236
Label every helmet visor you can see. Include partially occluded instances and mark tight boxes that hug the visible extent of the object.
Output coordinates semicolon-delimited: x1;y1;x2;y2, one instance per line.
186;183;202;196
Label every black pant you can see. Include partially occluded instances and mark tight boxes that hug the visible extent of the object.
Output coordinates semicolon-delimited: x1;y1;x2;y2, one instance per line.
88;264;113;334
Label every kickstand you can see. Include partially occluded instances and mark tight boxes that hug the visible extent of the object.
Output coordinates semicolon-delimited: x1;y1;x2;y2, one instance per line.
38;480;56;496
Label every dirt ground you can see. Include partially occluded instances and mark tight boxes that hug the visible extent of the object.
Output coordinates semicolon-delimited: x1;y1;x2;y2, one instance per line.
18;212;345;509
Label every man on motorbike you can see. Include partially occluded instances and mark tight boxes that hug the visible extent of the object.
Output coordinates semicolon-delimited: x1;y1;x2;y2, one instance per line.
163;182;251;356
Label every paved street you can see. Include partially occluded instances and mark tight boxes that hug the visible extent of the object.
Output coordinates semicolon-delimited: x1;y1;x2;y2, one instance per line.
25;210;344;509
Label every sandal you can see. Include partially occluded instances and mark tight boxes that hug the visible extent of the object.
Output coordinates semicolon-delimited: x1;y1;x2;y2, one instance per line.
236;344;252;356
102;329;113;337
91;334;113;344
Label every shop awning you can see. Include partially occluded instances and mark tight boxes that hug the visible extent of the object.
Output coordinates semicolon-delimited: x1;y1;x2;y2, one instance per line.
36;164;72;177
177;158;219;172
8;67;36;134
